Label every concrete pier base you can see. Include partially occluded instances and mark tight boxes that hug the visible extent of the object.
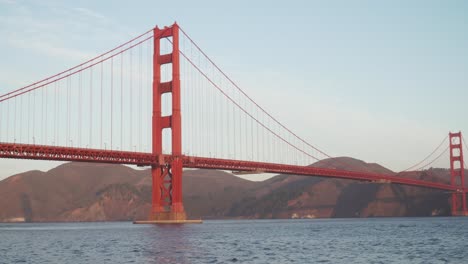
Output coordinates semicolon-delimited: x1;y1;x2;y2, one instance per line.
133;219;202;224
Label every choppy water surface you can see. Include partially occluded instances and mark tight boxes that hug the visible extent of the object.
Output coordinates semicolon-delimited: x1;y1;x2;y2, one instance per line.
1;217;468;263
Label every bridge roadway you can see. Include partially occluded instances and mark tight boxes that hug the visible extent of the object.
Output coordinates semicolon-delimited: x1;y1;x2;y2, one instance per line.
0;142;461;192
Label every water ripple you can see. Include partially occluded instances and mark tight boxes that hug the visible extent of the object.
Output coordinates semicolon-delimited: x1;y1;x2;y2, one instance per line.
1;218;468;263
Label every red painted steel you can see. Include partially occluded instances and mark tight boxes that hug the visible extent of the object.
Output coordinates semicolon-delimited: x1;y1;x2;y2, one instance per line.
0;142;156;165
0;142;461;193
449;132;467;215
151;23;186;220
152;25;163;217
181;156;459;192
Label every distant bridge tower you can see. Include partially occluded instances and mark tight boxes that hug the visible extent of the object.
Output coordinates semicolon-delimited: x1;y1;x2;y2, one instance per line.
449;132;467;216
151;23;186;221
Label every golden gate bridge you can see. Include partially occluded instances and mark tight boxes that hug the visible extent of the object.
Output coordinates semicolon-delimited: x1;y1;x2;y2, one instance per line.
0;23;466;221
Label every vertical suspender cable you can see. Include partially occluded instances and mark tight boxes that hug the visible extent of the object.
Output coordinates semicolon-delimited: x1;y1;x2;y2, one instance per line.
19;93;22;143
130;49;133;150
68;74;71;146
120;53;124;150
90;67;93;148
41;85;44;144
78;69;81;146
55;82;58;145
54;82;57;146
14;97;16;143
214;66;217;157
232;85;235;159
101;58;104;149
7;100;9;142
45;84;48;144
32;91;35;144
190;43;194;155
111;57;114;150
27;93;30;143
139;44;142;151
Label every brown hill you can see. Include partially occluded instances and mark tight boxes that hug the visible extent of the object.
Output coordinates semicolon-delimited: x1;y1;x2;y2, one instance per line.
0;163;148;222
230;158;453;219
0;158;457;222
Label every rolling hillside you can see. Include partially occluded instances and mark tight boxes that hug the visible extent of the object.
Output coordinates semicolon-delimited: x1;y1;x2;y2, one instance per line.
0;158;455;222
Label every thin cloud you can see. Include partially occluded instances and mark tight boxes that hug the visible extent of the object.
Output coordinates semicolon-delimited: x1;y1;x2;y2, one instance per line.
7;35;94;61
0;3;118;63
0;0;17;4
73;7;107;21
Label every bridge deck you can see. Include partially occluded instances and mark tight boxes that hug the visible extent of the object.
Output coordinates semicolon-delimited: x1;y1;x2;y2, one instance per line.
0;142;460;192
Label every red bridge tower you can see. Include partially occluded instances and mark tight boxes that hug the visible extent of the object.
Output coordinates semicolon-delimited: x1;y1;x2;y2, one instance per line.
449;132;467;216
151;23;186;221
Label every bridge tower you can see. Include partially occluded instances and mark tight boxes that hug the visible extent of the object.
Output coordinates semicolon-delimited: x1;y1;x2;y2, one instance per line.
151;23;186;221
449;132;467;216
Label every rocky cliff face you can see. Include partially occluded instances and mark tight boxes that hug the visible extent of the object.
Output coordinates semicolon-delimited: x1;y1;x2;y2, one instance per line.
0;158;456;222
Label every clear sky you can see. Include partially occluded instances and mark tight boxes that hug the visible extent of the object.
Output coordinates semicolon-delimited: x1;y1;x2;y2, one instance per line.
0;0;467;180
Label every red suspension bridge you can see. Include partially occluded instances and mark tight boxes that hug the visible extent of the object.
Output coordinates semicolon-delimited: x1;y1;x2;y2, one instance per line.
0;23;467;220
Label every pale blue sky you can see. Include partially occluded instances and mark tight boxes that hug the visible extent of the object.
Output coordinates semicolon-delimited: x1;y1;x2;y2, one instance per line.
0;0;467;179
